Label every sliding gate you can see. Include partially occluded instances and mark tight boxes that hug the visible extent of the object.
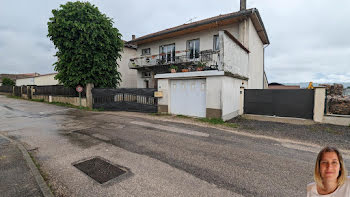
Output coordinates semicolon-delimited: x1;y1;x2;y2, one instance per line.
92;88;157;113
244;89;314;119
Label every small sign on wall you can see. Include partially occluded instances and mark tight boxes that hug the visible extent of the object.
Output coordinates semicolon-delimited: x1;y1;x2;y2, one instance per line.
154;91;163;98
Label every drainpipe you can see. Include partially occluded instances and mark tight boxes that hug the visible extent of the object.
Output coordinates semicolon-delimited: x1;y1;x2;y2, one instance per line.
263;44;270;89
240;0;247;11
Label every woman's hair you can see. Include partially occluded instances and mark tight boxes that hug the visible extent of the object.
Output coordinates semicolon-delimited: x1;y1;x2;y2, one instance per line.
314;146;348;188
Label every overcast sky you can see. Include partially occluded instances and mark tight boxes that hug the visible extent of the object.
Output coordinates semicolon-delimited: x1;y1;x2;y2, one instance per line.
0;0;349;83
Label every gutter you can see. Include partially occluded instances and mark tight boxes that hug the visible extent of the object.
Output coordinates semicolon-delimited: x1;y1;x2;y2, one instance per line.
252;8;270;44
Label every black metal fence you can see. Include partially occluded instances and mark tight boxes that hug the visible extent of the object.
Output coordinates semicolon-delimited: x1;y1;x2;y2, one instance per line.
13;86;21;97
0;86;13;93
22;86;27;94
92;88;157;113
244;89;315;119
34;85;86;97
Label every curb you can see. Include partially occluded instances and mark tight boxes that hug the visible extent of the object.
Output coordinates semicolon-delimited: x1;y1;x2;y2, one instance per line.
0;134;54;197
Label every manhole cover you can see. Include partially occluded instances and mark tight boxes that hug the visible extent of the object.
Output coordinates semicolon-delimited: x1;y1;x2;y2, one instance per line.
73;157;127;184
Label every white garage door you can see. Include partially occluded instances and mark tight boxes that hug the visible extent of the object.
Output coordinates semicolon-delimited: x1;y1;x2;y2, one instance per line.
170;79;206;117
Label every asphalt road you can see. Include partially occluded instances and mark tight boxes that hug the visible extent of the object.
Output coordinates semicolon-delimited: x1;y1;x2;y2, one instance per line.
1;95;349;197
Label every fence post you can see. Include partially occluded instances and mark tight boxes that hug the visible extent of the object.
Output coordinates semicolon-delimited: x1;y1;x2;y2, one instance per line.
313;87;326;123
86;83;94;109
239;87;245;115
30;86;34;99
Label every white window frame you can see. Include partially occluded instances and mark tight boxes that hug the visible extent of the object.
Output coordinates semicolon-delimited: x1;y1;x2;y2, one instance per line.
142;48;151;56
187;39;200;60
159;44;175;63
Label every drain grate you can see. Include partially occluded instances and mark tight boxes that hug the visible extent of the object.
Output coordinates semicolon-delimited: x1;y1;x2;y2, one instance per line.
73;157;127;184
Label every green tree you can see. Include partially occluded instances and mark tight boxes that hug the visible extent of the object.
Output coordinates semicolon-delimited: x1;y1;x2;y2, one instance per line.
47;1;123;88
2;78;15;86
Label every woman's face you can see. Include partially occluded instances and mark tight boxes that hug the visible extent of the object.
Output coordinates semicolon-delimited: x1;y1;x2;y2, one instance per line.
320;152;340;182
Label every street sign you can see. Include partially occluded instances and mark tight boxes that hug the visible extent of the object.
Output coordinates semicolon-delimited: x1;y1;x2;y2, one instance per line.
76;85;83;108
76;85;83;93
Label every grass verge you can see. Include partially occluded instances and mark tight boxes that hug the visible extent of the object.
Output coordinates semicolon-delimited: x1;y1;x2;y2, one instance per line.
28;152;55;196
6;95;22;99
199;118;239;128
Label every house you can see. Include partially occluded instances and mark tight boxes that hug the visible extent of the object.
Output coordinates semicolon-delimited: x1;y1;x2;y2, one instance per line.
268;82;300;89
0;73;39;86
16;73;59;86
126;0;269;120
117;43;138;88
14;43;138;88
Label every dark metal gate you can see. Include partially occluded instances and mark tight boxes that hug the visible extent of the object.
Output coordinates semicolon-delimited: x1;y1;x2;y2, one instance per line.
92;88;157;113
244;89;314;119
13;86;21;97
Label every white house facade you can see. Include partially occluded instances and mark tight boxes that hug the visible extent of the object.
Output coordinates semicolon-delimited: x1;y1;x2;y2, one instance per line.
126;4;269;120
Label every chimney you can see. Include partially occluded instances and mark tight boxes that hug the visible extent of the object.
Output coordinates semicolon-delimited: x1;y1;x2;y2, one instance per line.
240;0;246;11
132;35;136;40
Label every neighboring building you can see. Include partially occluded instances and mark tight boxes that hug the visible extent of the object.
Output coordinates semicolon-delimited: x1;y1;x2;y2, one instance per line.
0;73;39;86
126;0;270;120
15;43;138;87
118;43;138;88
268;82;300;89
16;73;59;86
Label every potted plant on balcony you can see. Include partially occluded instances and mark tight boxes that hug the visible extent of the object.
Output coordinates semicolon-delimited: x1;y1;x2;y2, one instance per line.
196;62;206;71
181;67;189;72
170;65;178;73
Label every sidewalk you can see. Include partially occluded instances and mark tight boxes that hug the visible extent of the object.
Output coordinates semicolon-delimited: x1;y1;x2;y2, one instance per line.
0;135;53;197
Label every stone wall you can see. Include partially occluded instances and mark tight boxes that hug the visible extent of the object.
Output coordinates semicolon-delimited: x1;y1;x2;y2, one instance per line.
324;84;350;115
321;83;343;96
326;95;350;115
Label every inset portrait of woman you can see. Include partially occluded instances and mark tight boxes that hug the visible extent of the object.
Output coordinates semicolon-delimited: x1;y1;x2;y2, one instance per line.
307;147;350;196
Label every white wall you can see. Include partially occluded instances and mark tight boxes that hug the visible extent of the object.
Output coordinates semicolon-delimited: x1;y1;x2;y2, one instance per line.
221;76;247;121
118;47;138;88
34;74;59;86
136;24;239;57
222;31;249;78
16;77;35;86
247;18;264;89
206;76;222;112
206;76;222;111
157;78;169;106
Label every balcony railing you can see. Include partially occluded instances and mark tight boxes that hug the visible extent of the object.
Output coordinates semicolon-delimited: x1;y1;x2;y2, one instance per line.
129;50;220;69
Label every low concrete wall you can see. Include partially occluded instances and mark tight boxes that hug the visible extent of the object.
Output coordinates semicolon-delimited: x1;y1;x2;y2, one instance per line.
51;96;87;107
32;95;49;102
323;115;350;126
313;87;350;126
32;95;86;107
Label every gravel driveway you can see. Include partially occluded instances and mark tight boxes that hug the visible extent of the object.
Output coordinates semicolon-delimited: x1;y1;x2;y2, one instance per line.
228;116;350;150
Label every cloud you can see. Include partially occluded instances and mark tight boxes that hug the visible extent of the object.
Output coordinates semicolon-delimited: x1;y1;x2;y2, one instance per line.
0;0;349;85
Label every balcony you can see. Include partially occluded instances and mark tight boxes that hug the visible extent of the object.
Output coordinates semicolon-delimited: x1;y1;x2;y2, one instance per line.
128;50;220;69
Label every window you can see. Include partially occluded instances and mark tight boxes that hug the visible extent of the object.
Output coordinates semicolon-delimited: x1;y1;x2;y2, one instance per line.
187;39;200;59
144;80;149;88
142;48;151;55
159;44;175;63
213;35;219;51
142;72;151;78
